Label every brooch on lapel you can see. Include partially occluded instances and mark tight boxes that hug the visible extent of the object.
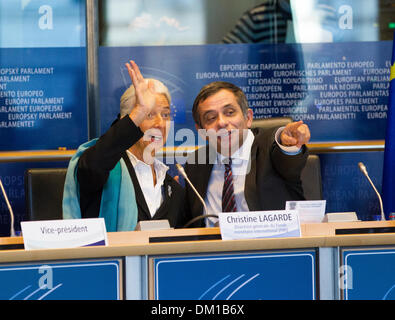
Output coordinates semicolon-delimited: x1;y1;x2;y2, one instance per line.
167;185;172;197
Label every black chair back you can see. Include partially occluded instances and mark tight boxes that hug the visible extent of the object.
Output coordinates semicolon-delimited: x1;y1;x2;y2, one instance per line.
251;117;322;200
301;155;322;200
24;168;67;221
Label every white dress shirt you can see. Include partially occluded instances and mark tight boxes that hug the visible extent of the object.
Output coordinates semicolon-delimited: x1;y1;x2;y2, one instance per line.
126;150;169;218
204;127;301;227
205;130;254;226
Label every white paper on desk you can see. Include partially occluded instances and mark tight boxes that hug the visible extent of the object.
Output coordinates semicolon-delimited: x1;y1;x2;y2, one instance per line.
218;210;301;241
21;218;108;250
285;200;326;223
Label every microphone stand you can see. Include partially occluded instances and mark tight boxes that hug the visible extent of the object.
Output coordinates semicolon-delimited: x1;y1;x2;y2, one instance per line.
0;178;16;236
176;164;218;227
358;162;385;221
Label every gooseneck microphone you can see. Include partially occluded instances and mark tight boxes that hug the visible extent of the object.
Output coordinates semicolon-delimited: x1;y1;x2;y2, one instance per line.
176;163;218;227
358;162;385;221
0;178;16;237
176;163;208;215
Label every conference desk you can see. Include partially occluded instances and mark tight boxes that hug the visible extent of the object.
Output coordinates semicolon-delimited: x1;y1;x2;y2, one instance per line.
1;221;395;300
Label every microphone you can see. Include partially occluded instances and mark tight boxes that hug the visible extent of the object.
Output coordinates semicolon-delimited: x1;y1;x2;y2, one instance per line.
358;162;385;221
0;178;16;237
175;163;218;227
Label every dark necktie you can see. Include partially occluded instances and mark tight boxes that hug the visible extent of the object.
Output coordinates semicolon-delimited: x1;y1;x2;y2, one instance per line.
222;158;237;212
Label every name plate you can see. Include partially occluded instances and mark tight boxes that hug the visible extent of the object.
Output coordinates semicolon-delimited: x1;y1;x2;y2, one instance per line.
218;210;300;241
21;218;108;250
286;200;326;223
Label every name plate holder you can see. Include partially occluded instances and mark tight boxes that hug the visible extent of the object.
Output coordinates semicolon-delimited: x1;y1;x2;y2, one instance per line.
218;210;301;241
21;218;108;250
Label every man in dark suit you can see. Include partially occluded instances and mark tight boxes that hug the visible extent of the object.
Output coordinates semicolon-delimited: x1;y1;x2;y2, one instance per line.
76;60;184;228
179;81;310;228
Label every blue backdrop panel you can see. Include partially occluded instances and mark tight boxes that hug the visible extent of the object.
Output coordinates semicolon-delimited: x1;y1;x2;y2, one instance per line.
0;260;120;300
0;47;87;150
320;151;384;221
99;41;391;144
0;160;68;237
342;248;395;300
153;250;317;300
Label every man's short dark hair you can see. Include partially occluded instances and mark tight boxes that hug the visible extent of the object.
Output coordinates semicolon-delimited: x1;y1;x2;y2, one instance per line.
192;81;249;127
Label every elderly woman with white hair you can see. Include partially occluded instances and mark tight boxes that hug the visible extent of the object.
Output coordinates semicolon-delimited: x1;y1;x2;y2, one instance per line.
64;60;184;231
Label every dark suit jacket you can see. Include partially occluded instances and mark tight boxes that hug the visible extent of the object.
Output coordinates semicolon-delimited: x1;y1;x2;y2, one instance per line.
179;126;308;228
77;116;184;228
